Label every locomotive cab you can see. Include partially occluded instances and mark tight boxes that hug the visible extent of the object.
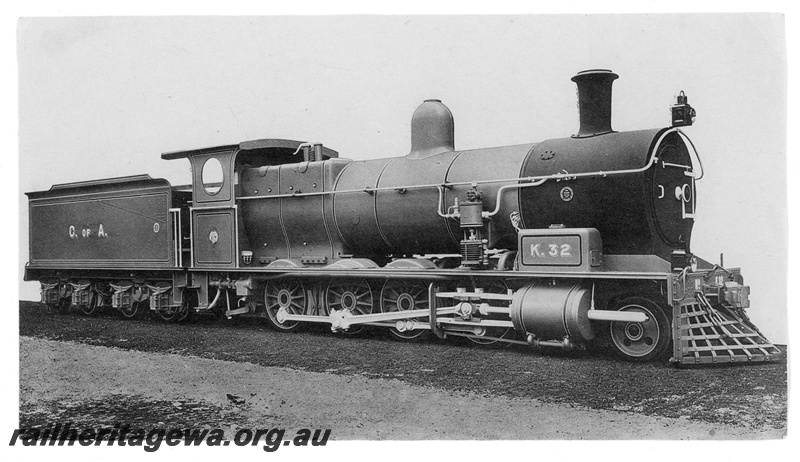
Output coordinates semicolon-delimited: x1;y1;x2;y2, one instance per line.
162;138;347;271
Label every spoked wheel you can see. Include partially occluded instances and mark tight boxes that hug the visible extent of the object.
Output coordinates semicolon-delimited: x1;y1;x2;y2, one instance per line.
264;278;306;332
380;280;429;340
326;278;373;335
609;297;671;362
465;279;515;345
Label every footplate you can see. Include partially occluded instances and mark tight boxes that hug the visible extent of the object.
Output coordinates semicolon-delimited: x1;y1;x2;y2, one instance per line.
672;296;782;365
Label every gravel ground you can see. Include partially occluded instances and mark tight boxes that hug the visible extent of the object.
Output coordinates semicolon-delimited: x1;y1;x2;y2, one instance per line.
19;337;783;439
18;301;787;438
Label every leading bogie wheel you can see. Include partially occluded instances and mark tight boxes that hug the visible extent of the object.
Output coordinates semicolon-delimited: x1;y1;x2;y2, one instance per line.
608;296;671;362
264;278;306;332
380;279;429;341
466;279;515;345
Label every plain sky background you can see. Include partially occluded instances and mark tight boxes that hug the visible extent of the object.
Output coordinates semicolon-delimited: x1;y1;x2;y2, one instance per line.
17;15;788;344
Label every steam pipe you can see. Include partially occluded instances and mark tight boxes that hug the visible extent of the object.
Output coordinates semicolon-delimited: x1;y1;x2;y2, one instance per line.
239;128;685;202
239;128;696;227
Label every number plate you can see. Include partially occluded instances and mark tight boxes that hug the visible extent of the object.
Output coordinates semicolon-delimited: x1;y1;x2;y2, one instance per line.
520;235;582;266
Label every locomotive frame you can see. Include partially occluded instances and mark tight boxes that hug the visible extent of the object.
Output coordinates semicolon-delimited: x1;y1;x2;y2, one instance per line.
24;70;781;365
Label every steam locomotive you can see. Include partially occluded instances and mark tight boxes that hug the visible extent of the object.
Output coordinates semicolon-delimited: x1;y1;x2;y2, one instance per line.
25;70;780;364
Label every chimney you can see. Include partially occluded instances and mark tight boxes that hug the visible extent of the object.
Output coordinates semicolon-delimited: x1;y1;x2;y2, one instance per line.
408;99;455;159
571;69;618;138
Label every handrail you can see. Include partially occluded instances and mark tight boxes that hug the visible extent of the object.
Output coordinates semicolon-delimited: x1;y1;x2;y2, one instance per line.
236;128;700;221
676;130;704;180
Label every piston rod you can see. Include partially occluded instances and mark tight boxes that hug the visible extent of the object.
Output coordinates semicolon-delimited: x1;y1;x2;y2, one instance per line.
587;310;648;323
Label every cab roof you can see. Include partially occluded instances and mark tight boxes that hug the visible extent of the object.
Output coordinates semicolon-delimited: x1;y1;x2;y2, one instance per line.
161;138;339;160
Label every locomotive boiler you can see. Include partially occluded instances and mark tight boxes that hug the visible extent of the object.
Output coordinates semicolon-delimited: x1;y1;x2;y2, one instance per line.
25;70;780;365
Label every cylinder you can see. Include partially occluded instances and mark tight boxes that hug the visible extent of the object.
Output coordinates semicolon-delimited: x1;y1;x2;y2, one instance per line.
510;282;595;342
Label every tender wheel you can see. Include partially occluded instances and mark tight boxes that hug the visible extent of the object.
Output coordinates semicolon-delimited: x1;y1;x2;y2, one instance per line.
50;285;72;314
79;289;101;316
326;278;373;335
157;288;191;323
120;300;144;319
380;280;429;340
49;283;72;313
57;297;72;313
264;279;306;332
176;289;194;322
158;302;190;323
466;279;514;345
609;297;671;362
